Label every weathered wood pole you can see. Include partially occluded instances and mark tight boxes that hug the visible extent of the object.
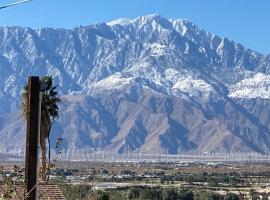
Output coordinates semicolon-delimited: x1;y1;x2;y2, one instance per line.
25;76;40;200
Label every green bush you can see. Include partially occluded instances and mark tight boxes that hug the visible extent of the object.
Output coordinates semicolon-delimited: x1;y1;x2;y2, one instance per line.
126;187;140;199
97;191;110;200
224;193;239;200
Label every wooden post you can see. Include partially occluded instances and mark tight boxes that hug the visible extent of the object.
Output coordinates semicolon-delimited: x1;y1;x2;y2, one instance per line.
25;76;40;200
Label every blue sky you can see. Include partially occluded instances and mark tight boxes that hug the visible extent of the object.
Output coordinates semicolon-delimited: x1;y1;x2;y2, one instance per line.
0;0;269;54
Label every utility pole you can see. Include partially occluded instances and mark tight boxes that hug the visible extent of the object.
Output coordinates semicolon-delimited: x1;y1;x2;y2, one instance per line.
25;76;40;200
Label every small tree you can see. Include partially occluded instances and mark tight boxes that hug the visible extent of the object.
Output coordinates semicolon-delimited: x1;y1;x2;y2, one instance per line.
225;193;240;200
22;76;61;182
97;191;110;200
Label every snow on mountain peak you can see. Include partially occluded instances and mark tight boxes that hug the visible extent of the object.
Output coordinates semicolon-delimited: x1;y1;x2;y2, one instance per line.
146;43;173;56
0;14;269;113
172;77;215;99
91;73;135;91
229;73;270;99
136;13;164;23
107;18;133;26
107;14;163;26
170;19;192;36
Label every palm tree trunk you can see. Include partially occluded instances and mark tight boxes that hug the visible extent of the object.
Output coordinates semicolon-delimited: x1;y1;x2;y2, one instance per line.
46;125;52;181
40;135;47;182
40;114;50;182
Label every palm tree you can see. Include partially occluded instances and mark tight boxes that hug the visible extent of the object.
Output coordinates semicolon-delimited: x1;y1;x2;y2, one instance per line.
22;76;61;182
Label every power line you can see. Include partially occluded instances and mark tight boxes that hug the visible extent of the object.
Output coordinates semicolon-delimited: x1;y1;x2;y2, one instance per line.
0;0;32;10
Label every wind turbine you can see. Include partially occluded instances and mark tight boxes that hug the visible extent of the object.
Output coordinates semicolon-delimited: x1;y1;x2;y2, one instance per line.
0;0;32;10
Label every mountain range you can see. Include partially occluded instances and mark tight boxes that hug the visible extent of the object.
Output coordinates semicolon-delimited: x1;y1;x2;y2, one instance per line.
0;14;270;154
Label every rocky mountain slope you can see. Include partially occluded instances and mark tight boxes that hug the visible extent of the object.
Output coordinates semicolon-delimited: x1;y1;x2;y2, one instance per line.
0;14;270;154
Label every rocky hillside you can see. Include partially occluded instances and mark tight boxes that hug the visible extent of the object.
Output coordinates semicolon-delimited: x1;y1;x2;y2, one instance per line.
0;14;269;154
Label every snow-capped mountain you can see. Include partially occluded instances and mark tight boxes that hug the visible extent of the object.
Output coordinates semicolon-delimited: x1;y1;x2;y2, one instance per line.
0;14;270;154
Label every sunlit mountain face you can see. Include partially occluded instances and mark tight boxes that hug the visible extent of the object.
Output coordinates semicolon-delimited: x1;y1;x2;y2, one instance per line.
0;14;270;154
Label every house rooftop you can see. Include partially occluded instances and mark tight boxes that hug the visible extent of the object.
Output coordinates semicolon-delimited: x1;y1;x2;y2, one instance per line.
0;184;66;200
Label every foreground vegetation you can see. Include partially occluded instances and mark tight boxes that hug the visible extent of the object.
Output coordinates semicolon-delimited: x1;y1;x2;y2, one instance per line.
61;185;240;200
